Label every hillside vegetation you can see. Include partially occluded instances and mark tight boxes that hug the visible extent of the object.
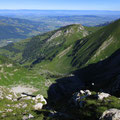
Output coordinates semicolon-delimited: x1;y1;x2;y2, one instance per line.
0;55;57;97
0;16;54;47
1;20;120;74
0;24;101;73
0;18;120;120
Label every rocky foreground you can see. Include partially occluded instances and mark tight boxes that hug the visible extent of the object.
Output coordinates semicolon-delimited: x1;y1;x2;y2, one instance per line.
70;90;120;120
48;89;120;120
0;86;47;120
1;86;120;120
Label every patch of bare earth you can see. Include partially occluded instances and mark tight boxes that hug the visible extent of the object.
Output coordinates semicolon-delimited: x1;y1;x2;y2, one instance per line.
11;85;38;94
92;36;114;60
58;45;72;58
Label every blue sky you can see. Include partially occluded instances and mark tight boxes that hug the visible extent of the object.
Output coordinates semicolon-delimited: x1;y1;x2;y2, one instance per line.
0;0;120;11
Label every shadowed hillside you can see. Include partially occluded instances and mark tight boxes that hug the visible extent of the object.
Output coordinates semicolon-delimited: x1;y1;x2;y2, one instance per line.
47;48;120;120
48;47;120;103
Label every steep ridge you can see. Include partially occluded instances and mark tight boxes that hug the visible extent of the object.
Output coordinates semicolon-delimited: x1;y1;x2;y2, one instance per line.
0;24;100;73
1;19;120;74
0;20;120;73
46;19;120;102
71;19;120;68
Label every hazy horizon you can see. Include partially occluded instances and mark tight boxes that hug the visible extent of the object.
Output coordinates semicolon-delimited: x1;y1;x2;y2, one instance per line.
0;9;120;11
0;9;120;16
0;0;120;11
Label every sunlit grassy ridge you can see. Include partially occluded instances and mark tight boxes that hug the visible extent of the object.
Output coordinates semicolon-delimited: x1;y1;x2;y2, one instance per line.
0;24;101;73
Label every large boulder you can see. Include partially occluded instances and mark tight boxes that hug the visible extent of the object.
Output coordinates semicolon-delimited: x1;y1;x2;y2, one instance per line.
35;94;47;104
84;90;92;96
80;90;85;94
100;109;120;120
72;90;92;107
97;92;110;100
33;103;43;110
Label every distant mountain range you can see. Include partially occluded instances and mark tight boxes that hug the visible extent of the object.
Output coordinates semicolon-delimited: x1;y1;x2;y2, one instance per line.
0;16;57;47
0;10;120;47
0;10;120;16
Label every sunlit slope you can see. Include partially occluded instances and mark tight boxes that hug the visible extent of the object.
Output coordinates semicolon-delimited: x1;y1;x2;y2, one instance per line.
0;55;50;96
0;24;99;73
71;19;120;68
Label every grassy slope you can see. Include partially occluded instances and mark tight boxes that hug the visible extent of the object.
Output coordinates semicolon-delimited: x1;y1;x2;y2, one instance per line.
71;19;120;68
0;19;120;120
0;55;56;97
0;24;101;74
1;19;120;74
33;20;120;73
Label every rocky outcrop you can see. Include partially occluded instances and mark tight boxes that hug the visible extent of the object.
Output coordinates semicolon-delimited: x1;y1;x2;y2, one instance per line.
19;93;47;110
97;92;110;100
47;30;62;42
71;90;92;107
100;109;120;120
35;94;47;104
22;114;34;120
70;90;111;108
6;64;13;67
33;103;43;110
64;28;74;36
0;86;47;119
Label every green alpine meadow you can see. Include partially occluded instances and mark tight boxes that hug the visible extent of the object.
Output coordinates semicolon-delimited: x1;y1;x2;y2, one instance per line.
0;1;120;120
